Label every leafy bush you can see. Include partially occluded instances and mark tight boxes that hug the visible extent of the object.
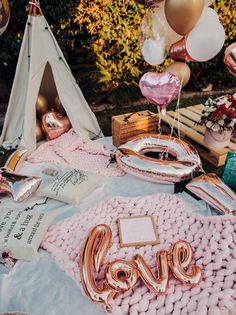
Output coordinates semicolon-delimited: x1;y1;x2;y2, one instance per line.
0;0;235;105
0;0;79;100
76;0;147;92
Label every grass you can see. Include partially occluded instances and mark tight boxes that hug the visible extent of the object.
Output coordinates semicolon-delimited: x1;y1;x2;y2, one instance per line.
95;96;208;137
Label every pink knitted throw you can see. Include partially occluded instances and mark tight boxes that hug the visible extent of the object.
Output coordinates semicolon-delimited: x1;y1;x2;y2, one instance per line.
27;129;124;176
42;193;236;315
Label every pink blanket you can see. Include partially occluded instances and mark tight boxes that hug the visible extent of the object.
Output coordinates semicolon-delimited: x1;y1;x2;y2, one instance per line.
42;193;236;315
28;129;124;177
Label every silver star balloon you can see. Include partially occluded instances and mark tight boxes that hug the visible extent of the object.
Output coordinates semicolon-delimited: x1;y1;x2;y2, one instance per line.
0;169;41;202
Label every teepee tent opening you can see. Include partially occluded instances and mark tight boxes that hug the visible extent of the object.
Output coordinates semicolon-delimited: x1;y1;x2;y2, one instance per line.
0;0;102;152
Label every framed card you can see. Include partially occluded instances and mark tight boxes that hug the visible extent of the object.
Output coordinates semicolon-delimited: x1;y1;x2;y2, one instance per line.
118;215;159;247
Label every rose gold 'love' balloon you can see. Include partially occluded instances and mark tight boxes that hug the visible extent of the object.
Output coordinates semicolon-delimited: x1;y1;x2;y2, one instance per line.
79;224;202;313
134;250;169;294
79;224;116;312
169;240;202;286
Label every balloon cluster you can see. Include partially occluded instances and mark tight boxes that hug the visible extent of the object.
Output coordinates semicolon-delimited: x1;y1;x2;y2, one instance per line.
139;0;225;112
36;94;71;142
80;224;202;312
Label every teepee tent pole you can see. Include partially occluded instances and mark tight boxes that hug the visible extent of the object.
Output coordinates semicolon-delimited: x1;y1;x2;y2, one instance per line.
28;0;42;16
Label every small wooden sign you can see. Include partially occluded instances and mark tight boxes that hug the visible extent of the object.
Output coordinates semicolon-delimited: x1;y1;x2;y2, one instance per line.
118;215;159;247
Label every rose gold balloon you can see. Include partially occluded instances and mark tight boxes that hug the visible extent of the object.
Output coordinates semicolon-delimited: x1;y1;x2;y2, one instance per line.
106;260;139;291
41;111;71;141
54;95;66;115
36;119;44;142
224;43;236;78
164;62;191;87
36;94;50;118
134;250;169;294
0;169;41;202
169;37;194;61
165;0;204;36
169;240;202;286
0;0;10;36
79;224;117;312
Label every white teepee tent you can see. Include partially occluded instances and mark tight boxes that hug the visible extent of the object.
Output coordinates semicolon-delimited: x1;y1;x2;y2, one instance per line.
0;1;102;152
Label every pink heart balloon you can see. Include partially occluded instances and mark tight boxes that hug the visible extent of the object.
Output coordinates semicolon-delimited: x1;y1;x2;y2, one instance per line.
139;72;181;110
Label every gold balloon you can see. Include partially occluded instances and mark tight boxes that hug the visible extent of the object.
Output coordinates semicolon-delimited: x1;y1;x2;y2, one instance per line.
54;95;66;115
168;240;202;286
134;250;169;294
36;94;50;118
36;119;44;142
0;0;10;36
165;0;204;36
164;62;191;87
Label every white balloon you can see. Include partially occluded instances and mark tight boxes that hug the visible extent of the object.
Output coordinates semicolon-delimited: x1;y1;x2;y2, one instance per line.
141;38;167;66
197;7;219;25
186;20;225;62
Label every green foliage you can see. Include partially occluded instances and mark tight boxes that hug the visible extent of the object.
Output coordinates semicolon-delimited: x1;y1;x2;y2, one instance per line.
0;0;79;95
0;0;235;105
76;0;147;91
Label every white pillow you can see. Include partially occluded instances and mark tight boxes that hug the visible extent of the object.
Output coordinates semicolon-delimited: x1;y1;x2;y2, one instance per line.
37;167;102;205
0;209;55;261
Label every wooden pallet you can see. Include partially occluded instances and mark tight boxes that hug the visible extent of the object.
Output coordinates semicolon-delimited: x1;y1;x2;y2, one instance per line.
159;104;236;167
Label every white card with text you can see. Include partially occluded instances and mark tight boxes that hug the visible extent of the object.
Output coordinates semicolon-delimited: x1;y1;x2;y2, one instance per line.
118;215;159;247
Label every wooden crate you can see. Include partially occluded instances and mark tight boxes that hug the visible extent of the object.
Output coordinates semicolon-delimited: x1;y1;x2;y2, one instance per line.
112;110;157;147
159;104;236;167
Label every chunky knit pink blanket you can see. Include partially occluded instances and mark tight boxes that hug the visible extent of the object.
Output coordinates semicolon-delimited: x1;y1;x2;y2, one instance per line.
28;129;124;176
42;193;236;315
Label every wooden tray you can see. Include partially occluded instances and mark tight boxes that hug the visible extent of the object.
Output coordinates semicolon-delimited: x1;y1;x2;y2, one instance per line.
159;104;236;167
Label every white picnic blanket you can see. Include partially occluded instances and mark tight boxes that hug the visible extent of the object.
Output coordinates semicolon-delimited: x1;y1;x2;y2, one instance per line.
0;137;216;315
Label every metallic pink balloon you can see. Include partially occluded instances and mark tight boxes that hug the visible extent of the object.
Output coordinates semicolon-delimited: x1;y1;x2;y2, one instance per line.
0;169;41;202
41;112;71;141
139;72;181;110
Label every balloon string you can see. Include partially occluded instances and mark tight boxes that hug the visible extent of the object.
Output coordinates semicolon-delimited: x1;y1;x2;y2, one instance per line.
157;107;162;135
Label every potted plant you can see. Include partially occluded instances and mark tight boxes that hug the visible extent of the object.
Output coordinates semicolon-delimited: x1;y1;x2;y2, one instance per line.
198;92;236;148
